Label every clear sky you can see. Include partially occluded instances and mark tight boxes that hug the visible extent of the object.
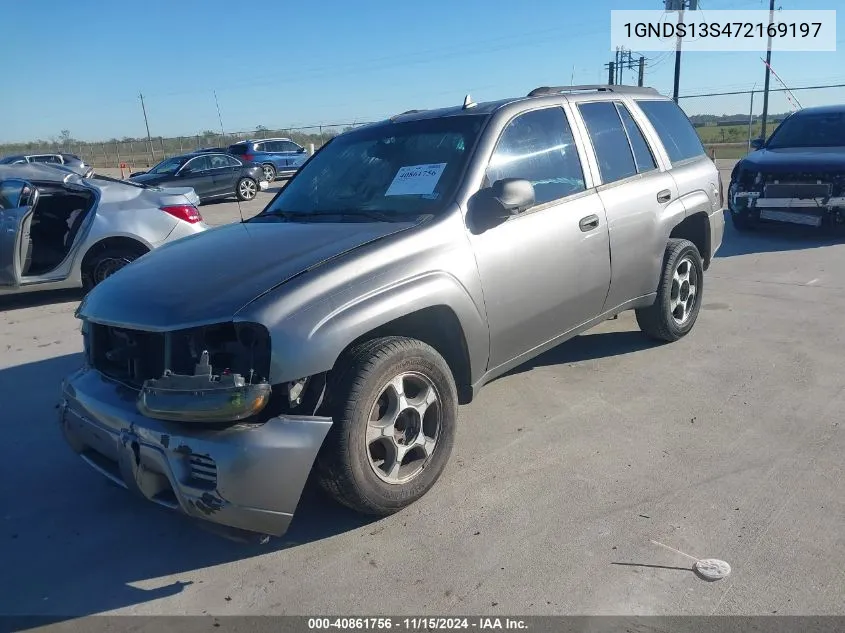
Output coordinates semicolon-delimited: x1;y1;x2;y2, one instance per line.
1;0;842;143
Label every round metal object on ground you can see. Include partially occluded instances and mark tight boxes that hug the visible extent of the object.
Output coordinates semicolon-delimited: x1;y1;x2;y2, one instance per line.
239;178;257;200
670;255;698;325
366;372;441;485
694;558;731;581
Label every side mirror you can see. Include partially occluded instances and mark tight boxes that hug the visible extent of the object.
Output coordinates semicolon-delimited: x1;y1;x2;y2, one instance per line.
750;137;764;150
297;147;306;154
467;178;535;233
490;178;535;215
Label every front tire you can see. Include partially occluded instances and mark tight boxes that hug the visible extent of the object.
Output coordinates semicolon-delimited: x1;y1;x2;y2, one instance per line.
236;177;258;201
315;336;458;516
635;238;704;342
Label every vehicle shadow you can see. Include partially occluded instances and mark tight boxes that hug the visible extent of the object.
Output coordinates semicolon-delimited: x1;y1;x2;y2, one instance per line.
501;329;661;379
0;353;373;620
716;212;844;258
0;288;83;312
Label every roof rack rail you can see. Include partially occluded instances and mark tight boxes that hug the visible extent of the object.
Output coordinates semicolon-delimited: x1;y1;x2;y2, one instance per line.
527;84;660;97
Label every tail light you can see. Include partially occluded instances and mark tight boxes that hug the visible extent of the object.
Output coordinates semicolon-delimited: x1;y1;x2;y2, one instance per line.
242;153;254;162
161;204;202;224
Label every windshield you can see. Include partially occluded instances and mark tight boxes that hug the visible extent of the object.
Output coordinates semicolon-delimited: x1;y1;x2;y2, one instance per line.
148;156;188;175
766;111;845;149
256;116;485;221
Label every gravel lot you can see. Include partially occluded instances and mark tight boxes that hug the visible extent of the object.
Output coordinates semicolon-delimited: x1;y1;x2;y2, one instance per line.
2;162;844;620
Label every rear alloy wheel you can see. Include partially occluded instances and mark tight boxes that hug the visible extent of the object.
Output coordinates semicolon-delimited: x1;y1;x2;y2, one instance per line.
635;238;704;342
82;247;146;292
262;163;276;183
237;177;258;201
315;336;458;516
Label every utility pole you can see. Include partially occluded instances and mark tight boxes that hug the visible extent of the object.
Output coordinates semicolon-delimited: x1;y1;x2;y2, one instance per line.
139;92;154;164
760;0;776;140
606;48;640;86
668;0;697;102
638;56;645;87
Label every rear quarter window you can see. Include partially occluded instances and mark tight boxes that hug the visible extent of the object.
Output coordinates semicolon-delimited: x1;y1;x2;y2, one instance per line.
228;144;249;155
636;100;705;163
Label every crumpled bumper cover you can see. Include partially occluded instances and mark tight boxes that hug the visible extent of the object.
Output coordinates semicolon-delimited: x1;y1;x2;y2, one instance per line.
59;366;332;538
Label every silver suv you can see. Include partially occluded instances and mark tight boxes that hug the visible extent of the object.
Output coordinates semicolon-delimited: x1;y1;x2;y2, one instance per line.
60;85;724;542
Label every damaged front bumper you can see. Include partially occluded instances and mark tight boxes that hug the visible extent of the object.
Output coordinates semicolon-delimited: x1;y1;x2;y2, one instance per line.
59;366;332;540
730;189;845;227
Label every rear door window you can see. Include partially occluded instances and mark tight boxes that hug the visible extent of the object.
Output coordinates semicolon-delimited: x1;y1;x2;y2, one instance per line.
615;103;657;173
636;100;705;163
486;107;586;206
29;154;61;164
184;156;212;173
278;141;300;152
578;102;637;184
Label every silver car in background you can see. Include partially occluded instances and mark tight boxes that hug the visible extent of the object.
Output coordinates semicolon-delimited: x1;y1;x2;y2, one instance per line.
0;163;207;296
0;152;95;178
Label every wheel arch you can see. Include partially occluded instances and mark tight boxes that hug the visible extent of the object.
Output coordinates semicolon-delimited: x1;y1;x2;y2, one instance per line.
341;305;475;404
258;273;489;405
80;235;151;275
669;212;711;270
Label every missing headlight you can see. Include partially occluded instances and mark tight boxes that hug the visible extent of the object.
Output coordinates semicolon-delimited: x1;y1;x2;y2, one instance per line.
136;322;273;424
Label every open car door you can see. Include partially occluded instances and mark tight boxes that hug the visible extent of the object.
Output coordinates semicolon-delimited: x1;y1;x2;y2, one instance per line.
0;179;38;287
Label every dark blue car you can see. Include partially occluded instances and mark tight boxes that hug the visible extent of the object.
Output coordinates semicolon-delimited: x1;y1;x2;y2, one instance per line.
728;105;845;232
227;138;309;183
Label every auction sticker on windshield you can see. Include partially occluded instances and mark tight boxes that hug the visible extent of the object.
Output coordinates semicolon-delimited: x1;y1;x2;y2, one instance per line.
385;163;446;196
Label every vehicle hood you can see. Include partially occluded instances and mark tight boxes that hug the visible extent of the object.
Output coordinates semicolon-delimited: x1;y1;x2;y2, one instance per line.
77;219;417;330
738;147;845;174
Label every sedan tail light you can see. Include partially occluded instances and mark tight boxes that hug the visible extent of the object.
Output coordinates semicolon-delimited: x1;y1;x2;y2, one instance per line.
161;204;203;224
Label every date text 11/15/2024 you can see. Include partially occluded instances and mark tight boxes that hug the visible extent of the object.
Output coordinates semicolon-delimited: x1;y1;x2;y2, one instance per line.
307;617;528;630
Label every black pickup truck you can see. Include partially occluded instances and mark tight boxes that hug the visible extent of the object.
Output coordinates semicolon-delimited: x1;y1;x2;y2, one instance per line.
728;105;845;232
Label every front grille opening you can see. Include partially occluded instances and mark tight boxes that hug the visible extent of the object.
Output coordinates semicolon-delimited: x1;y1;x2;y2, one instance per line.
188;454;218;489
91;325;165;387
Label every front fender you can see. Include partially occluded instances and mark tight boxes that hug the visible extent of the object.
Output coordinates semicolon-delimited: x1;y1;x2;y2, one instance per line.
252;271;490;386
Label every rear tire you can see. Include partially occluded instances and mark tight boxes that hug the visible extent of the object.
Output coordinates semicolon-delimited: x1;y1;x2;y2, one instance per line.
635;238;704;343
315;336;458;516
262;163;276;183
236;177;258;201
82;245;147;292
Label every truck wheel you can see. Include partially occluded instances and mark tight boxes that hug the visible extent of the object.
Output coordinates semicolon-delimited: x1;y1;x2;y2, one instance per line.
315;336;458;516
635;238;704;342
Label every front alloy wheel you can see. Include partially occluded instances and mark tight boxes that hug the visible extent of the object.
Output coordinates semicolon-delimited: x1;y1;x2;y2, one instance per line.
366;372;441;484
315;336;458;516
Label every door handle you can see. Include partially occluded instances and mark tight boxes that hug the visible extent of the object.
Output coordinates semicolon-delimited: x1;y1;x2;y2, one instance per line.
657;189;672;203
579;214;600;232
